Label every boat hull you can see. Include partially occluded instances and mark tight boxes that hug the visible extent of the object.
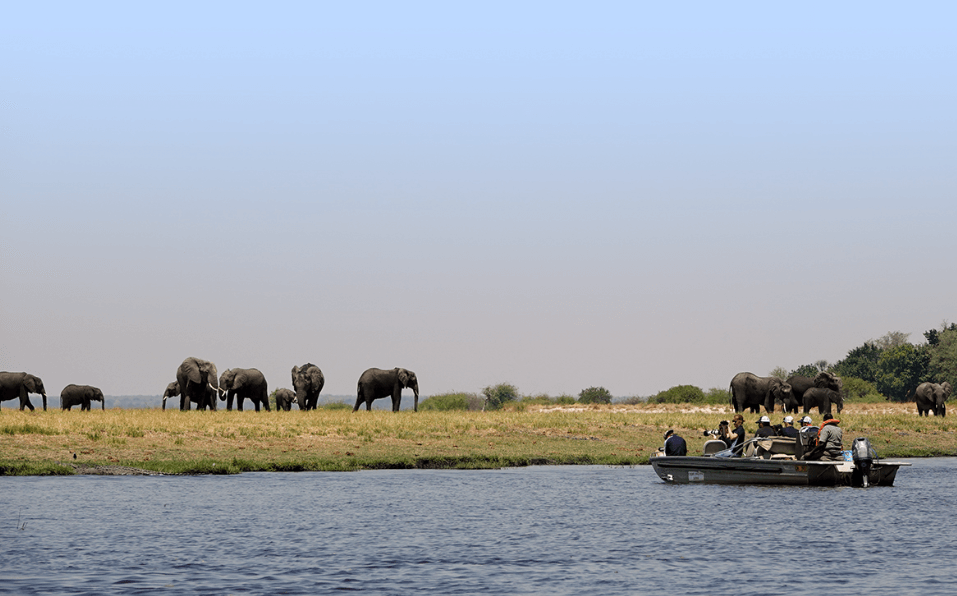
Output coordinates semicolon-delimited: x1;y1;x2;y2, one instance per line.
651;456;904;486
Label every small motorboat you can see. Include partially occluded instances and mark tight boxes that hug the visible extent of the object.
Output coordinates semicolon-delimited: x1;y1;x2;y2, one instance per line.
650;436;909;486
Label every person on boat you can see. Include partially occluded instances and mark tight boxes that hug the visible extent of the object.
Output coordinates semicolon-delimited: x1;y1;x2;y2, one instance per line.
663;429;687;456
780;415;799;439
728;414;746;453
716;420;735;448
754;415;777;438
816;418;844;461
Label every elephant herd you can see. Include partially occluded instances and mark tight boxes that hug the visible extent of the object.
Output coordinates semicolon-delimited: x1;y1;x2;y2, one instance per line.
0;372;104;411
1;359;420;413
161;357;420;413
729;371;845;417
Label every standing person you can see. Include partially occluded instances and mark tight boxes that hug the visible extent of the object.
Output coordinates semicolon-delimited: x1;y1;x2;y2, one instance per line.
663;429;687;456
780;415;799;439
754;415;777;438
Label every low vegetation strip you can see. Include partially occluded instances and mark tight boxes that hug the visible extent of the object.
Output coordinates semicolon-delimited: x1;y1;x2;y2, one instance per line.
0;404;953;476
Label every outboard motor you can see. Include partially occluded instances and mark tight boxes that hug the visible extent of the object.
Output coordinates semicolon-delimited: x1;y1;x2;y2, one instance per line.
852;437;875;487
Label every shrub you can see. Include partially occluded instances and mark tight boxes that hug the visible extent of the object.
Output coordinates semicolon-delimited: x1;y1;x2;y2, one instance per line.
520;394;578;405
319;402;352;411
617;395;646;405
650;385;705;404
482;383;519;410
419;392;484;411
703;387;731;405
578;386;612;404
840;376;886;402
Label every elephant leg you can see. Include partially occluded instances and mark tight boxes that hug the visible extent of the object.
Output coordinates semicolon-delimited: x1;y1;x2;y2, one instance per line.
253;400;260;412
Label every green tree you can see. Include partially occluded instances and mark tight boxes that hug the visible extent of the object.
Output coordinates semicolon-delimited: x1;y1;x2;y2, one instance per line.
789;364;821;378
578;386;612;404
651;385;705;404
875;343;928;401
872;331;912;350
832;342;883;383
482;383;519;410
768;367;789;380
929;328;957;391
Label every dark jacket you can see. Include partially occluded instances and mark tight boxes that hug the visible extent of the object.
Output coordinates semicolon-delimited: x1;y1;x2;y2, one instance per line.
664;434;687;456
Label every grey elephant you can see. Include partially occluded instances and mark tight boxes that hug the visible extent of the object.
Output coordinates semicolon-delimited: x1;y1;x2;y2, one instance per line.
787;372;842;414
354;367;419;412
915;382;950;417
220;368;270;411
60;384;105;411
161;382;180;411
802;387;844;416
0;372;48;411
175;357;220;411
274;388;298;411
291;364;324;410
729;372;791;413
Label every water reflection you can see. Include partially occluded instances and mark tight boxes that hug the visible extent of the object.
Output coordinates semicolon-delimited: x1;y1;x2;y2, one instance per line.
1;460;955;595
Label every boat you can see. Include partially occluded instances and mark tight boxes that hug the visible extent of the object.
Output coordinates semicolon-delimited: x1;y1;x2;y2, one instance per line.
650;436;909;487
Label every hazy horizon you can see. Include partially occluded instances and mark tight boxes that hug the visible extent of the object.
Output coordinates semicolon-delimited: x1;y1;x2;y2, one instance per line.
3;3;955;399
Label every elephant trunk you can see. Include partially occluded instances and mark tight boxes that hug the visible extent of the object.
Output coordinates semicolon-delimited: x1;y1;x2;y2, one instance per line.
412;383;419;412
42;394;47;411
101;398;105;411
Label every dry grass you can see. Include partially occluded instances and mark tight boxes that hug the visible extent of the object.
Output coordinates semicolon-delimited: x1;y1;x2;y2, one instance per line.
1;403;953;475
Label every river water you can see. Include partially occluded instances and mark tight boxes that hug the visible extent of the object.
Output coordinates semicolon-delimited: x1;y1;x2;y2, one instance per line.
1;459;954;595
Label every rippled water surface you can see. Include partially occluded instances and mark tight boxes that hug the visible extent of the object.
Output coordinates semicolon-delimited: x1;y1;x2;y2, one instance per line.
1;459;955;595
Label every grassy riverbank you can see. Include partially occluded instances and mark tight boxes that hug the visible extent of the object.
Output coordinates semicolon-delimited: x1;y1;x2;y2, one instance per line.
1;403;955;475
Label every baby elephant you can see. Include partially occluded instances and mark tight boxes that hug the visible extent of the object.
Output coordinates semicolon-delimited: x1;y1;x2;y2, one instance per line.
274;388;298;411
60;384;105;411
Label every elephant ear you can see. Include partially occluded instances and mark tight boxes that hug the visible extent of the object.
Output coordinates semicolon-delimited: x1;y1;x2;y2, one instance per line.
181;358;204;384
24;376;37;392
397;368;410;387
291;366;300;383
232;370;247;390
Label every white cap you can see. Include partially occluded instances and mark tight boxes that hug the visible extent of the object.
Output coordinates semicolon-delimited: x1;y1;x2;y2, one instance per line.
801;415;812;424
759;415;770;423
783;415;794;424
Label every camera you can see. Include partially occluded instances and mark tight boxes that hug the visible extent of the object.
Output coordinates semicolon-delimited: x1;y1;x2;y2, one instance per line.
703;429;720;437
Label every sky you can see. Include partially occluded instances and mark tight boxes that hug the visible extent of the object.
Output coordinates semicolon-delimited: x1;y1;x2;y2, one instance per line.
2;2;956;400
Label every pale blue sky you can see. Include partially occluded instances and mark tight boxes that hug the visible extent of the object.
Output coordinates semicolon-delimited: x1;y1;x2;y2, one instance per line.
3;2;955;399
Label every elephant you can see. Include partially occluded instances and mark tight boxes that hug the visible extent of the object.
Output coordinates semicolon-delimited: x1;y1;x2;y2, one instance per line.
787;372;842;414
915;382;950;417
161;382;180;411
60;384;105;411
355;367;419;412
729;372;792;413
802;387;844;416
291;364;325;410
175;357;221;411
0;372;48;411
220;368;270;411
274;388;298;411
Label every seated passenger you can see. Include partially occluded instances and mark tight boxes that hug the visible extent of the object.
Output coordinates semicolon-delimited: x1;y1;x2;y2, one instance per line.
754;415;777;438
729;414;744;455
780;415;799;439
716;420;734;448
816;418;844;461
663;429;687;456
